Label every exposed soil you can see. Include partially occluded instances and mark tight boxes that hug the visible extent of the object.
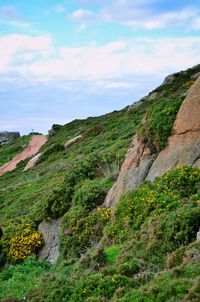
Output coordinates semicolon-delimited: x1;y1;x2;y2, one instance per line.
0;135;47;176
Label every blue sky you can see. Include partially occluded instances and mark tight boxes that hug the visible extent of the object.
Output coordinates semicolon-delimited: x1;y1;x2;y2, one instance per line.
1;0;200;134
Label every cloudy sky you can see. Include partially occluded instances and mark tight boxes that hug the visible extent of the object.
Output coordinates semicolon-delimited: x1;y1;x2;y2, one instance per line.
1;0;200;134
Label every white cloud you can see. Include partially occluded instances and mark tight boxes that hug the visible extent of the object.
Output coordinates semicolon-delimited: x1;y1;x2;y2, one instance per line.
0;34;52;72
69;3;200;31
0;34;200;87
69;9;97;22
96;81;137;89
125;8;197;29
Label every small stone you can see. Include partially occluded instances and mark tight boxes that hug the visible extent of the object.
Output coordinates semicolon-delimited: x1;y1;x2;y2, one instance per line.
64;135;82;150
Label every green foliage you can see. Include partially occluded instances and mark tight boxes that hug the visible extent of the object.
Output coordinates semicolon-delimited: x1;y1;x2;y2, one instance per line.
61;208;112;258
0;135;31;167
106;167;200;242
1;220;43;263
27;270;135;302
73;179;107;210
43;184;73;219
104;245;120;264
139;97;182;151
39;143;65;163
0;256;51;299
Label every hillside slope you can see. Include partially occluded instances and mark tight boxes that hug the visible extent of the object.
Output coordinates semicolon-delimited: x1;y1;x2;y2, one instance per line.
0;64;200;302
0;135;47;176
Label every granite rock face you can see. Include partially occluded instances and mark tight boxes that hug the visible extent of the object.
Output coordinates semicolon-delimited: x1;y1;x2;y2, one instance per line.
147;75;200;180
38;218;61;264
103;133;156;207
105;75;200;208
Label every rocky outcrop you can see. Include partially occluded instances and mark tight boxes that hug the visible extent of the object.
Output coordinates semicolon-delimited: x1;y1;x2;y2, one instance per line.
105;75;200;208
104;133;156;207
0;131;20;145
64;135;82;150
38;218;61;264
147;75;200;180
24;153;42;171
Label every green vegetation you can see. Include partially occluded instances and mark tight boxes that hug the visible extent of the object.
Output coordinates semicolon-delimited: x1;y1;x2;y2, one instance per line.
0;135;31;167
1;220;43;263
0;65;200;301
0;256;51;299
139;96;182;151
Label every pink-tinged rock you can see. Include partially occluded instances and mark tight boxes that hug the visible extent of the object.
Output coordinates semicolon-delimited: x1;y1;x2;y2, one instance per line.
174;75;200;134
103;133;156;208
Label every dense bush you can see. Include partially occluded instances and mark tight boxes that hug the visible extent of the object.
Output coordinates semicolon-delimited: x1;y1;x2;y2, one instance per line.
105;167;200;242
61;208;112;258
43;156;99;218
43;184;73;219
1;221;43;263
73;179;107;210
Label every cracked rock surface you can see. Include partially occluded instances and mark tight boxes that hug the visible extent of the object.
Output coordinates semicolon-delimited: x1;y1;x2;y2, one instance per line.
38;218;61;264
147;76;200;180
104;76;200;208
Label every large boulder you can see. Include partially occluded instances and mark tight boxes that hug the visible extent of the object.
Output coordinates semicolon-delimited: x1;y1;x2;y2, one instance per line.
23;153;42;171
38;218;61;264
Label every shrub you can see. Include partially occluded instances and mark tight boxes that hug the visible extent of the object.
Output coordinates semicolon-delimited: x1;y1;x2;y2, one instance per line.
104;245;120;265
69;273;135;301
43;184;73;219
73;179;107;210
61;208;112;258
106;167;200;243
1;222;43;263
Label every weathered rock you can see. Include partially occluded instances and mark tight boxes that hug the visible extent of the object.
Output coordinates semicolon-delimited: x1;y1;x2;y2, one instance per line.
128;100;143;111
163;74;175;85
174;76;200;134
23;153;42;171
140;91;162;102
0;131;20;145
38;218;61;264
191;71;200;80
105;74;200;208
103;133;156;207
147;132;200;180
64;135;82;150
147;75;200;180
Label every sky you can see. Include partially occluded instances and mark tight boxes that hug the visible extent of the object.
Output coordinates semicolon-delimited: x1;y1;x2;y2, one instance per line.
1;0;200;134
